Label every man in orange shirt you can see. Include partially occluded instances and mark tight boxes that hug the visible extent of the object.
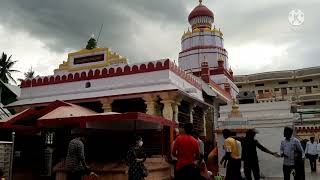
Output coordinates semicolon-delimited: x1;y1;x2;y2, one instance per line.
172;123;200;180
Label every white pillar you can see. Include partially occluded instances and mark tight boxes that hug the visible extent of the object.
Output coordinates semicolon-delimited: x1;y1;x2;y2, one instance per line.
161;100;174;120
100;98;113;112
189;103;195;123
143;94;158;115
203;109;208;136
173;102;180;123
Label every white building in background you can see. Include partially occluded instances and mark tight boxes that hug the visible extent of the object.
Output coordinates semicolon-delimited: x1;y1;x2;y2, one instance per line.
235;66;320;139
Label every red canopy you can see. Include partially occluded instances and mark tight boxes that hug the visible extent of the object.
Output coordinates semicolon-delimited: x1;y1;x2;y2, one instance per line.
38;112;177;129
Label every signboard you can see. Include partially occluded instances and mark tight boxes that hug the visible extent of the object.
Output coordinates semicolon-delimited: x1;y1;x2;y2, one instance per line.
74;54;104;65
0;141;13;178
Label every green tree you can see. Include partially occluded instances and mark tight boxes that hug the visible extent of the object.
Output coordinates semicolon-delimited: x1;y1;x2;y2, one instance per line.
86;37;97;49
0;52;19;84
18;67;35;82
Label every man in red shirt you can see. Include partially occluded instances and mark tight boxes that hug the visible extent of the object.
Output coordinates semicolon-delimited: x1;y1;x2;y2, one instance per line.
172;123;200;180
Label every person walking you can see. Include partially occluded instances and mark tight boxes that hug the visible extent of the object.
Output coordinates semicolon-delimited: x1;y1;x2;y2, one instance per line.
193;132;205;160
305;137;318;172
241;129;280;180
206;144;219;177
126;136;147;180
221;129;241;180
280;127;305;180
172;123;200;180
65;130;90;180
171;128;180;178
317;139;320;162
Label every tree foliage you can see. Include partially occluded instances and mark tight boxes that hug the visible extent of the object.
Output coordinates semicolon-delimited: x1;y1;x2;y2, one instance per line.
86;37;97;49
0;52;19;84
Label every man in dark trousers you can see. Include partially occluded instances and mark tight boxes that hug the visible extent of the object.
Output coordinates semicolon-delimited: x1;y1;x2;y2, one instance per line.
221;129;242;180
172;123;200;180
241;129;280;180
280;127;305;180
305;137;318;172
65;129;90;180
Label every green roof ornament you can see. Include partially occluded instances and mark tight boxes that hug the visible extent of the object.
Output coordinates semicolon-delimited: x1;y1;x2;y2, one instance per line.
85;35;97;49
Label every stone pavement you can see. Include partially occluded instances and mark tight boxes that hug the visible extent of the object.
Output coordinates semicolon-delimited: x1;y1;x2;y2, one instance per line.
265;161;320;180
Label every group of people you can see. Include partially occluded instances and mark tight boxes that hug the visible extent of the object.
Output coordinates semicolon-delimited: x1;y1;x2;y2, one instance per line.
221;127;320;180
64;126;320;180
171;123;211;180
64;131;148;180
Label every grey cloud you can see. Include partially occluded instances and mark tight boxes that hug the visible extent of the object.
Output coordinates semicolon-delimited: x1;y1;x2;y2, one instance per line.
0;0;319;75
0;0;188;62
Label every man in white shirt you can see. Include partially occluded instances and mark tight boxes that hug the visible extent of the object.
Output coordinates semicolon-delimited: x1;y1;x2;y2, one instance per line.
305;137;318;172
318;139;320;162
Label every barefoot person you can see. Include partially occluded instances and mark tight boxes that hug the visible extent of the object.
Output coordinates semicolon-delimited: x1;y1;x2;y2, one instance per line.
241;129;280;180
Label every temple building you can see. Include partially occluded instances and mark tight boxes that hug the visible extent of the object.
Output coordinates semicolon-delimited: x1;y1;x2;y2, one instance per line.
179;0;238;98
0;1;237;179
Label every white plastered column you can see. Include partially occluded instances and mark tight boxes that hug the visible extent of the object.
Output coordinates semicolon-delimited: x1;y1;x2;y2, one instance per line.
100;98;113;113
189;103;196;123
143;94;159;116
160;92;178;121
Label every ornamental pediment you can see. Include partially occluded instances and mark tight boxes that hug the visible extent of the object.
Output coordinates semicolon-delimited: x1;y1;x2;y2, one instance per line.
54;47;128;73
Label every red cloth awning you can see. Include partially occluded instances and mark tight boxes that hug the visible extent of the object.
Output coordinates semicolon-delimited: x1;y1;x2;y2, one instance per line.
37;112;177;129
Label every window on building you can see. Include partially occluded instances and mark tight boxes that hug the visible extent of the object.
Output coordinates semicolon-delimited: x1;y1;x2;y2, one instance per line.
306;86;312;94
85;82;91;88
303;101;316;106
255;83;264;87
265;89;270;92
281;88;287;95
300;87;303;89
274;88;279;91
313;86;318;88
302;79;312;83
237;85;242;88
289;87;293;90
258;90;263;94
278;81;288;85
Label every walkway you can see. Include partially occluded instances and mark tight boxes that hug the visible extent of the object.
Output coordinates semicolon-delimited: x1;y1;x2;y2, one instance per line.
266;161;320;180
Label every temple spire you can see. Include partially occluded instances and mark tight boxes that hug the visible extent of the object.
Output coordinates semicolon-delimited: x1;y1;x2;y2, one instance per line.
199;0;203;5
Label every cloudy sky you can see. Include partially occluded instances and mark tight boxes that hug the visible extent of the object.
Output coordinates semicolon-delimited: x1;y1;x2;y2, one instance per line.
0;0;319;81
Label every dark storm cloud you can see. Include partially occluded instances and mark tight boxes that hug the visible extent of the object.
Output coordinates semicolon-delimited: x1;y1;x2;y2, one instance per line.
0;0;188;61
0;0;319;75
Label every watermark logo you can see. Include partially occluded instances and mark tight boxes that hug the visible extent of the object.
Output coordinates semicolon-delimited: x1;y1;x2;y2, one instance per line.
288;9;304;26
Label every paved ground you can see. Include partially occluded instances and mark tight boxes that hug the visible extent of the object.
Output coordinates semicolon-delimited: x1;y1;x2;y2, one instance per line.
265;161;320;180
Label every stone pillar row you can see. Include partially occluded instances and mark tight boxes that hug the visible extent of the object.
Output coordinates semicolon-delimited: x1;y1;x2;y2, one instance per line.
99;92;203;125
